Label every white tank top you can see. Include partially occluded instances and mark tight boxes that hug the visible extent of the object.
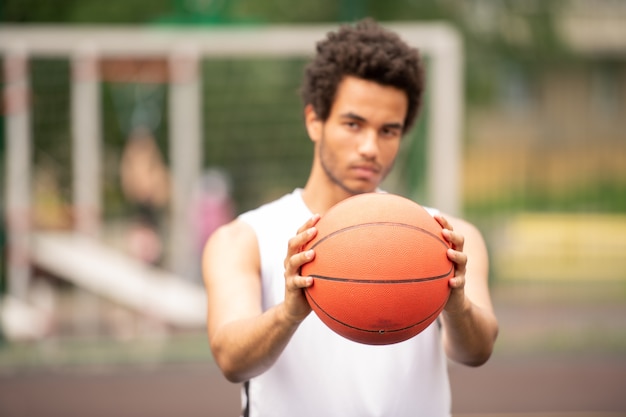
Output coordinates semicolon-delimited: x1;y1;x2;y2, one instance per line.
238;189;451;417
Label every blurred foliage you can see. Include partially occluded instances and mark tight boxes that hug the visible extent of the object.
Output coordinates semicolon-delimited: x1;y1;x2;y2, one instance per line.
3;0;622;216
200;57;312;211
0;0;571;106
0;0;171;24
3;0;625;291
466;182;626;218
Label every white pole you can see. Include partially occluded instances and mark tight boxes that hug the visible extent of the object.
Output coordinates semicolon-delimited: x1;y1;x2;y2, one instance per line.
168;45;202;280
4;46;32;299
71;45;102;237
70;46;102;336
426;29;464;217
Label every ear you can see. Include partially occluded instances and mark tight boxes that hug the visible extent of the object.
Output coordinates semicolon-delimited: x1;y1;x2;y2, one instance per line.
304;104;322;143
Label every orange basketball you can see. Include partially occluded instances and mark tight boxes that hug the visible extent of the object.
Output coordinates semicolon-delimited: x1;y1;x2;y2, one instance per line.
301;193;453;345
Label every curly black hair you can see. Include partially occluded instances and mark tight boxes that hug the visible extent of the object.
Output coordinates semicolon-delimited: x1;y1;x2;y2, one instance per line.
301;18;425;133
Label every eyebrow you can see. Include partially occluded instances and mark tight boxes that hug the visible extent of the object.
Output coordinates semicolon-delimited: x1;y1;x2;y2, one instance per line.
340;112;404;131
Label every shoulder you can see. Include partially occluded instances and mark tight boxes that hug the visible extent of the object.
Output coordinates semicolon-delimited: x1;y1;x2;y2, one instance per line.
203;219;260;276
205;191;299;263
202;219;262;300
205;219;258;256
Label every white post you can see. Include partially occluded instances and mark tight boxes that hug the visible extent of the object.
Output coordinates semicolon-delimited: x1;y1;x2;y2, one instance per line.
168;45;202;280
4;46;32;299
72;45;102;237
426;29;464;217
70;46;102;336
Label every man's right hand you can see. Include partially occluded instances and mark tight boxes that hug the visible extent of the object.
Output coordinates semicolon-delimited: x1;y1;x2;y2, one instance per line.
282;214;320;324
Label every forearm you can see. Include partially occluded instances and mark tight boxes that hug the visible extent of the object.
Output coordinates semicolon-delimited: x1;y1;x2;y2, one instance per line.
441;297;499;366
210;302;300;383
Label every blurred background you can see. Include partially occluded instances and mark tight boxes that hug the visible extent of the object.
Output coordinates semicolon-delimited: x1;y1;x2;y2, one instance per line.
1;1;625;416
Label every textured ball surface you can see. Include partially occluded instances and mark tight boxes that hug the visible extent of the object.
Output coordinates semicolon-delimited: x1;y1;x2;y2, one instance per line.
301;193;452;345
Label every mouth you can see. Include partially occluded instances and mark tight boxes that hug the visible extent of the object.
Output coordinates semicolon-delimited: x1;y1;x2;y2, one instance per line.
350;164;380;180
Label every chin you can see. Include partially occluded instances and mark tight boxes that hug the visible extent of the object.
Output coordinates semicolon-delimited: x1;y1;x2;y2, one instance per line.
344;183;378;196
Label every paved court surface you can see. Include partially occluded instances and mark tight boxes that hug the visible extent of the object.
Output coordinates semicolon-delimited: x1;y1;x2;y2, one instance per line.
1;284;625;417
1;353;625;417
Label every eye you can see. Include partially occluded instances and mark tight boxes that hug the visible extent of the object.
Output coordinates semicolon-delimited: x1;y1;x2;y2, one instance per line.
380;127;401;139
344;121;360;131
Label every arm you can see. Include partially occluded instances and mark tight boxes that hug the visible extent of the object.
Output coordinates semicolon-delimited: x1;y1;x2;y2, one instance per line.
202;215;319;383
435;214;499;367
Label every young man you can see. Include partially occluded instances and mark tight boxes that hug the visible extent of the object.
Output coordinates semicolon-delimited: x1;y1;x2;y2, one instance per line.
203;19;498;417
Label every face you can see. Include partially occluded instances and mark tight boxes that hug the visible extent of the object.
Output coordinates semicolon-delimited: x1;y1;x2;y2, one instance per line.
306;76;408;195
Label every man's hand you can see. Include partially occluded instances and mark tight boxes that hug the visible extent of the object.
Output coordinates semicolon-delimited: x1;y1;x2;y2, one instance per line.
435;214;470;315
434;213;498;366
282;214;320;324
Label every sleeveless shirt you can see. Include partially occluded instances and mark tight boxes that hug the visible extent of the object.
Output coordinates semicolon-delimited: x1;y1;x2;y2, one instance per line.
238;189;451;417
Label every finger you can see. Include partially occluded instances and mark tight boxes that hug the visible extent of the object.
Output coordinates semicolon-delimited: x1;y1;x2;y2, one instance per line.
434;214;452;231
447;247;467;274
285;250;315;292
442;228;465;252
296;213;321;235
286;215;320;256
285;226;317;266
288;226;317;251
448;273;466;290
446;247;467;290
292;272;314;289
285;248;316;277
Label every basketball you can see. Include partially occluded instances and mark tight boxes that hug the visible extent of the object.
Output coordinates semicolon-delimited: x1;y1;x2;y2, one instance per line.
301;193;453;345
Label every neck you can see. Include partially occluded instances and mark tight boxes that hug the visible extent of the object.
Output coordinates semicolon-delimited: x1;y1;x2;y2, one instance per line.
301;169;355;215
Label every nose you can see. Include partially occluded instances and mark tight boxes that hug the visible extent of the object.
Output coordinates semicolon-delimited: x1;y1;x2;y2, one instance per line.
357;130;378;160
